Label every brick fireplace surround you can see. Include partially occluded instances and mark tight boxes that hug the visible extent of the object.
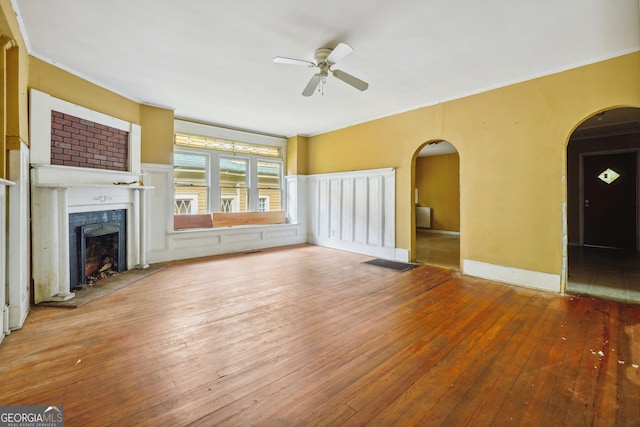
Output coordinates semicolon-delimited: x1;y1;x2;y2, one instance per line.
30;89;152;303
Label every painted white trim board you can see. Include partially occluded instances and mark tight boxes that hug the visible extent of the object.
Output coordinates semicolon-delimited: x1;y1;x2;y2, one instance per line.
463;260;561;293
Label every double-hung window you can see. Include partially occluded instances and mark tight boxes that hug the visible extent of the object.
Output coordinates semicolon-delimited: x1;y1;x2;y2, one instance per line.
173;121;285;227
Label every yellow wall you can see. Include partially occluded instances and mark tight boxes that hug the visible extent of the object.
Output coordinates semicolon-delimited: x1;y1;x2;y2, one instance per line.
0;0;28;141
415;153;460;232
29;57;141;125
28;58;175;165
140;104;174;164
308;52;640;275
286;135;308;175
0;0;29;179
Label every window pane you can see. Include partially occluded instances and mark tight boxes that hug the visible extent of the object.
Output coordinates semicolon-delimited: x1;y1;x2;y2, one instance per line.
174;153;208;214
175;133;280;157
597;168;620;184
220;198;235;213
258;197;268;212
258;161;280;189
174;195;199;214
220;157;247;212
258;161;281;211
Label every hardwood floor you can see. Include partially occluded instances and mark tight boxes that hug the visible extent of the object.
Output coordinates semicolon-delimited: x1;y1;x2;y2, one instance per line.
1;244;639;426
415;230;460;270
567;245;640;304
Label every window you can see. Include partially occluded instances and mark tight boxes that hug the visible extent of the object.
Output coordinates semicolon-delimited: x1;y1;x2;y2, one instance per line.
175;194;199;214
598;168;620;184
258;196;269;212
173;123;285;227
257;161;281;212
220;157;248;212
220;196;238;213
174;152;208;214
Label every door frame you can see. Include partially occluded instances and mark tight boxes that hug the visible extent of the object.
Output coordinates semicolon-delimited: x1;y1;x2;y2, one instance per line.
578;148;640;250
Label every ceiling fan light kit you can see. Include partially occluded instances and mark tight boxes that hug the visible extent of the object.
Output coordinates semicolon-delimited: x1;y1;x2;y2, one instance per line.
274;42;369;97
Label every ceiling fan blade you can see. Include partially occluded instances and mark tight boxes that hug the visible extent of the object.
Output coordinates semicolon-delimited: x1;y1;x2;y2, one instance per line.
302;73;322;96
273;57;315;67
326;42;353;64
332;69;369;92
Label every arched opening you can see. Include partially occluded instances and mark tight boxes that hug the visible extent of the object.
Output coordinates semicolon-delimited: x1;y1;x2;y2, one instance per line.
413;140;460;269
565;107;640;303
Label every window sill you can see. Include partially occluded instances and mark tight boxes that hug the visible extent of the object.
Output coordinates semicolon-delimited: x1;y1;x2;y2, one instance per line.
169;221;295;237
173;211;287;231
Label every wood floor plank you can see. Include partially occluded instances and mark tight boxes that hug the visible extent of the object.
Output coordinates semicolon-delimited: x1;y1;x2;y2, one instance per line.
302;278;490;423
0;244;638;426
343;284;517;425
409;288;542;426
379;288;547;425
486;295;570;426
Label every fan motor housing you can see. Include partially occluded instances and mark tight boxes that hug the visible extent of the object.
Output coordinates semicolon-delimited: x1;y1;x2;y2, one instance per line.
313;48;333;65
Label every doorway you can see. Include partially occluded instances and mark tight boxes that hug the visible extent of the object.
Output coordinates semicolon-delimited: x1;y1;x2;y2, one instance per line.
583;152;637;249
413;140;460;270
566;107;640;303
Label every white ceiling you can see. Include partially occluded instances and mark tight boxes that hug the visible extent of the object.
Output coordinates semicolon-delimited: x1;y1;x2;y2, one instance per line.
12;0;640;138
418;140;458;157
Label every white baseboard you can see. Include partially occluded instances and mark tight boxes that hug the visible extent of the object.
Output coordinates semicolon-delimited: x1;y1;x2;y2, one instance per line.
395;248;410;262
417;229;460;236
463;259;561;293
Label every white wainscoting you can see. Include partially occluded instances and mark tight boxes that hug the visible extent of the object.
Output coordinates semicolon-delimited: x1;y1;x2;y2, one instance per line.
140;164;402;264
0;178;15;343
8;143;30;331
307;168;401;261
141;164;308;263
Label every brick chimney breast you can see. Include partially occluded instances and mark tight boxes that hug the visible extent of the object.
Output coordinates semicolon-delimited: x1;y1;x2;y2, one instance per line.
51;111;129;171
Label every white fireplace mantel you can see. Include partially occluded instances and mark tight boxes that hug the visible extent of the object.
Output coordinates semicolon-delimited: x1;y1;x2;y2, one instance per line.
29;89;151;304
31;165;153;303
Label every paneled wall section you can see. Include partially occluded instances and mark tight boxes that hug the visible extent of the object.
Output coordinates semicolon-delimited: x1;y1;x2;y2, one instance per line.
307;168;400;260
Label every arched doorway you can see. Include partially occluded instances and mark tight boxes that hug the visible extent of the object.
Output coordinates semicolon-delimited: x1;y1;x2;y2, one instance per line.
413;140;460;269
565;107;640;303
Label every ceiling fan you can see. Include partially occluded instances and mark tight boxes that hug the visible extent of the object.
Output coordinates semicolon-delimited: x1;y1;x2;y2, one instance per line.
273;43;369;96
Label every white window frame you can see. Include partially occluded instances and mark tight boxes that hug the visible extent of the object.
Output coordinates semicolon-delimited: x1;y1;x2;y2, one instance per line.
174;120;285;216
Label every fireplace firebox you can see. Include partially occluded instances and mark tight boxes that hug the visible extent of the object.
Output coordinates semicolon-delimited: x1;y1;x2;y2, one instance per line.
69;210;126;291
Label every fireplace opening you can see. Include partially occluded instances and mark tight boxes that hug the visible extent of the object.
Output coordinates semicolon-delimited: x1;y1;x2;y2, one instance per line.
69;209;127;291
81;222;122;285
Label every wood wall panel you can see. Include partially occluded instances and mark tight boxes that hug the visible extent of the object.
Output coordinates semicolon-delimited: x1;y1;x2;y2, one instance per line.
308;168;397;260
